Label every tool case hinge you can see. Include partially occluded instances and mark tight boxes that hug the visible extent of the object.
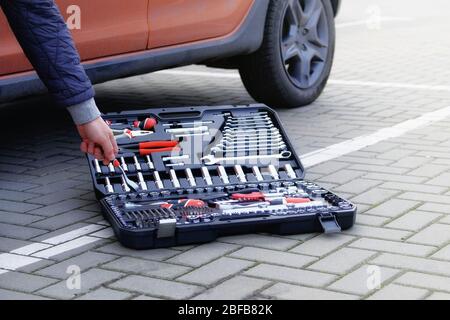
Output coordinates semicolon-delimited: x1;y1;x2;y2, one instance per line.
318;212;341;234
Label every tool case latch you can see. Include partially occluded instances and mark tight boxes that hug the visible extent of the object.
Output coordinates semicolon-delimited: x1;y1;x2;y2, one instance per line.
318;212;341;234
157;218;177;238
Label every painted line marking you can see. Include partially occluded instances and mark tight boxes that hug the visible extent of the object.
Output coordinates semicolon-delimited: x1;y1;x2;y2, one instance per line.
42;224;104;245
10;243;52;256
156;70;450;92
336;17;413;28
31;236;100;259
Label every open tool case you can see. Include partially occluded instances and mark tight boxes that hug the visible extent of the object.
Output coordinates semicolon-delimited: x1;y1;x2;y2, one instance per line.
86;104;356;249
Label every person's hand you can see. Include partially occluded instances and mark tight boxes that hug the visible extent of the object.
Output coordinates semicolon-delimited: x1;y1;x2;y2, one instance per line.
77;117;118;165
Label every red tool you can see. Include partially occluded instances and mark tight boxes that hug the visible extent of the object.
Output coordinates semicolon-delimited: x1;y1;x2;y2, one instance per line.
133;118;157;130
160;199;206;209
120;140;180;156
231;192;310;204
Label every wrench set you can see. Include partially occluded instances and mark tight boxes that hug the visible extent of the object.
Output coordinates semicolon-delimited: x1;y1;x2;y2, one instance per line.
86;105;356;249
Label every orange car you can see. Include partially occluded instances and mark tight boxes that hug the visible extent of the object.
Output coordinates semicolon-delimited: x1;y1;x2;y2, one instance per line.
0;0;340;107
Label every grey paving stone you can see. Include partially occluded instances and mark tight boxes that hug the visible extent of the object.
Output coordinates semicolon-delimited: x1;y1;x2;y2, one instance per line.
334;178;382;194
417;202;450;213
426;172;450;187
351;189;401;206
244;264;337;287
218;234;298;251
318;170;364;184
427;292;450;300
36;251;118;279
0;271;58;292
380;181;447;194
0;237;34;252
109;275;203;299
308;161;349;175
95;242;179;261
27;199;93;217
391;156;430;169
308;248;376;275
440;215;450;224
0;210;43;225
349;164;408;175
261;283;358;300
372;253;450;277
386;210;441;231
132;295;162;300
367;284;428;300
363;173;426;184
377;149;417;161
229;247;317;268
364;199;420;218
26;189;89;206
0;223;47;240
399;192;450;204
0;190;38;202
102;257;191;279
407;224;450;246
356;214;389;227
75;287;132;300
0;180;39;192
178;257;254;286
37;268;123;299
167;242;240;267
0;199;41;213
395;272;450;293
28;210;97;230
27;180;86;194
408;164;449;178
328;265;400;295
28;171;81;185
0;288;51;300
349;238;434;257
289;234;355;257
192;276;270;300
343;225;412;241
431;244;450;261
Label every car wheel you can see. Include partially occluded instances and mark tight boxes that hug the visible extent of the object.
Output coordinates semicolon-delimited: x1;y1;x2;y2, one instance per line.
239;0;335;107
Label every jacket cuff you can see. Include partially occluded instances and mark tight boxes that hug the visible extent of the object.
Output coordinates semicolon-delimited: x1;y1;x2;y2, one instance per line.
67;98;101;125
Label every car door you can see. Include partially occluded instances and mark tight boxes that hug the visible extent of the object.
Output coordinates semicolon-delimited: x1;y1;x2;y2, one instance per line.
148;0;254;49
0;0;149;76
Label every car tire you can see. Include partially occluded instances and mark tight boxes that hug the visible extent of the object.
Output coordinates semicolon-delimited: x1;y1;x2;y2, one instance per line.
239;0;336;108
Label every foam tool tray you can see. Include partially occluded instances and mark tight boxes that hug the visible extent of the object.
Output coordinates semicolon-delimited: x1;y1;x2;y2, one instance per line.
86;104;356;249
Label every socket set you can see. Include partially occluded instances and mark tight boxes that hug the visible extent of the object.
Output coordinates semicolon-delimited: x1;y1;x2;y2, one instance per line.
86;104;356;249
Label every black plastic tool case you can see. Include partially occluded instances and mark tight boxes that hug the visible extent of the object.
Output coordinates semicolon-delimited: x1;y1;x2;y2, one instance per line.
87;104;356;249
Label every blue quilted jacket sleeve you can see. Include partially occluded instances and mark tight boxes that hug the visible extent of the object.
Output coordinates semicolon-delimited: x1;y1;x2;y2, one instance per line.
1;0;95;108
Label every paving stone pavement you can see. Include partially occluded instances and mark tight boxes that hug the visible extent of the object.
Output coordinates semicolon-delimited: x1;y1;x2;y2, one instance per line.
2;0;450;300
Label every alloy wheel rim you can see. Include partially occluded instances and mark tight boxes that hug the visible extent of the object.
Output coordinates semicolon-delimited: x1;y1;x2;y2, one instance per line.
280;0;329;89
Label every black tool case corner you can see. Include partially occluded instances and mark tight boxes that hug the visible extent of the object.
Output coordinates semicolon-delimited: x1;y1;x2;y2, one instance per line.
86;104;356;249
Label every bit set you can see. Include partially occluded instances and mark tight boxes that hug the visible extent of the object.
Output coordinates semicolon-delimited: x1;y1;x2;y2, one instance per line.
86;104;356;249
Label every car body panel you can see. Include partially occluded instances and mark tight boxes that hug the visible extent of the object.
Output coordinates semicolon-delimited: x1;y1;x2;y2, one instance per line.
148;0;254;48
0;0;339;103
0;0;149;76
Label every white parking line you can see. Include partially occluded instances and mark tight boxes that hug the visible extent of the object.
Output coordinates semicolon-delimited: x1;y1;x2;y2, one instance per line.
301;105;450;167
2;70;450;277
157;70;450;92
336;17;413;28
